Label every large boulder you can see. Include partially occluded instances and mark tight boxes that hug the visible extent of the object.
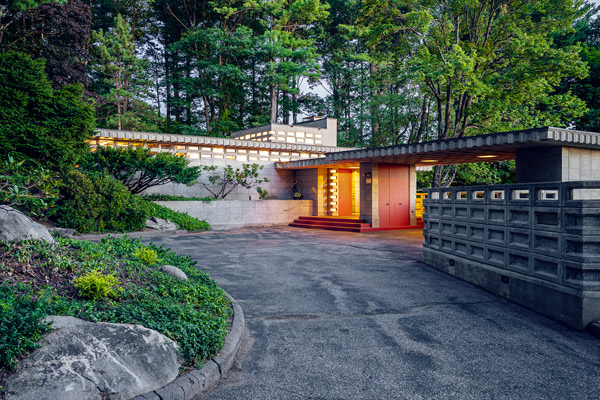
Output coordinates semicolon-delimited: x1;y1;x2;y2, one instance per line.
0;205;55;244
145;217;177;231
5;316;181;400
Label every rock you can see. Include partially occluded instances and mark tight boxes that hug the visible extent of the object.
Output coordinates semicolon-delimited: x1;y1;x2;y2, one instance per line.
5;316;181;400
159;265;188;281
49;227;77;238
0;205;55;244
145;217;177;231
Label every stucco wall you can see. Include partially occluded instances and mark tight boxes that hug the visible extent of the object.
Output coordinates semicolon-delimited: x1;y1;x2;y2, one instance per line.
144;159;294;200
155;200;312;230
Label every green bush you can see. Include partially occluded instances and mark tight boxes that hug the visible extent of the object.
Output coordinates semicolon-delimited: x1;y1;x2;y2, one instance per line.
0;155;60;216
0;287;51;371
145;201;210;232
57;171;149;233
133;248;159;266
0;51;95;173
79;146;200;194
73;269;122;301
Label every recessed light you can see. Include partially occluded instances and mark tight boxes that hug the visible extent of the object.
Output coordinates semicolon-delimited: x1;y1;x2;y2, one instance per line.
421;159;438;163
477;155;498;158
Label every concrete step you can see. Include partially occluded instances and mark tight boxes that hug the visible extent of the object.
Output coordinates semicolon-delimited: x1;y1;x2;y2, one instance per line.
292;219;371;229
298;216;366;223
289;223;365;233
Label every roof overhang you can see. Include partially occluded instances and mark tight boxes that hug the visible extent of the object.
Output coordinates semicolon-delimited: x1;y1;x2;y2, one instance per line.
276;127;600;170
94;128;352;154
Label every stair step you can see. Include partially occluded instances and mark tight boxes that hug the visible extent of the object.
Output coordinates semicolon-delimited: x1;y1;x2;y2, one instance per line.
292;220;371;228
289;223;364;233
298;216;366;223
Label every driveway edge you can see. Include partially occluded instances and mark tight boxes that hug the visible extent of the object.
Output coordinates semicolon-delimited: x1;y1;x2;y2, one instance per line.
133;292;245;400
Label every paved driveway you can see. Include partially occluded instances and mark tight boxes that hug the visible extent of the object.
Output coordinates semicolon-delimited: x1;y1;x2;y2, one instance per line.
142;227;600;400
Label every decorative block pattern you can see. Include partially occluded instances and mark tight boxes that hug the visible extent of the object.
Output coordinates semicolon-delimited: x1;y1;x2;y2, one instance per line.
423;181;600;291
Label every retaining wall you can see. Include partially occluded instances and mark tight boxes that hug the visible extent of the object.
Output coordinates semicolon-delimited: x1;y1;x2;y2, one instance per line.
156;200;312;230
422;181;600;330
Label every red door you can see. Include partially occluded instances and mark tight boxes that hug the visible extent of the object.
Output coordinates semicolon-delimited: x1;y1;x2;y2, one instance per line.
379;165;391;226
378;164;410;227
338;169;353;216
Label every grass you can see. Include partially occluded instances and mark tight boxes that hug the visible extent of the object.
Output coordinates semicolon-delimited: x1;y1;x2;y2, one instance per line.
0;236;231;379
142;194;217;202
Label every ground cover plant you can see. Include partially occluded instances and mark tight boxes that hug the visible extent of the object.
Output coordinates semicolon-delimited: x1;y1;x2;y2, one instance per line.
142;194;216;202
0;236;231;387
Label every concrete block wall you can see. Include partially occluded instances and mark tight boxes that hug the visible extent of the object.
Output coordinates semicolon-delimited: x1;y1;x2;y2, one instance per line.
294;168;328;216
144;159;294;200
516;147;600;183
155;200;312;230
422;181;600;329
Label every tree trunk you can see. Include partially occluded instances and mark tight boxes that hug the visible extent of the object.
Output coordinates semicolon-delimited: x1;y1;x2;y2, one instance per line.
269;83;278;123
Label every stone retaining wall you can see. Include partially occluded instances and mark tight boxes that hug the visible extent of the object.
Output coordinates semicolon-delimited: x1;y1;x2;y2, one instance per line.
156;200;313;230
422;181;600;330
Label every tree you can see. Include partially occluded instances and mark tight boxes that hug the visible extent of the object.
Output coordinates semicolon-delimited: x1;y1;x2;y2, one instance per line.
0;0;66;46
1;0;92;89
0;51;95;172
260;0;329;123
201;164;269;199
92;14;150;130
79;146;201;195
359;0;589;186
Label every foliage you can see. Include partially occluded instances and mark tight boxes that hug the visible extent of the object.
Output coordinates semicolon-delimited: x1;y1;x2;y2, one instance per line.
80;146;200;195
92;14;150;131
0;286;52;371
133;248;159;266
145;201;211;232
1;0;92;89
141;194;216;202
0;155;60;216
202;164;269;199
57;170;149;233
256;186;269;200
417;162;516;190
0;236;231;370
73;269;122;301
0;51;95;173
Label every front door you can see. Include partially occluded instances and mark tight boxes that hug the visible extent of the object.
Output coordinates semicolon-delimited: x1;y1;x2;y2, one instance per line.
378;164;410;227
338;169;353;216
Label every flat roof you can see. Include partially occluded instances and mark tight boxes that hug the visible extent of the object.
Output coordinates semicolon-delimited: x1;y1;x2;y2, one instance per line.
276;127;600;169
94;129;351;154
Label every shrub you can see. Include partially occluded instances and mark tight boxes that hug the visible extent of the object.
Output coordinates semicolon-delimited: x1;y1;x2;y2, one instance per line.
57;171;149;233
0;287;51;371
0;155;60;216
79;146;201;194
134;248;159;266
73;269;122;301
256;186;269;200
0;51;95;173
202;163;269;199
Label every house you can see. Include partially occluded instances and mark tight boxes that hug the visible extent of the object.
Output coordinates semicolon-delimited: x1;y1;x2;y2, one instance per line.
91;122;600;330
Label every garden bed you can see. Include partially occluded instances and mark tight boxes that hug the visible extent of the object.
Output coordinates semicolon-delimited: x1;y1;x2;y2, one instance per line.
0;236;231;393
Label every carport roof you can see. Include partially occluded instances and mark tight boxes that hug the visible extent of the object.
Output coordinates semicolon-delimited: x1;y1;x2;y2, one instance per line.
275;127;600;169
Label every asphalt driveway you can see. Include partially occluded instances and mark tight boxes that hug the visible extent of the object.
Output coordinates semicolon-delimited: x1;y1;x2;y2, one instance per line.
142;227;600;400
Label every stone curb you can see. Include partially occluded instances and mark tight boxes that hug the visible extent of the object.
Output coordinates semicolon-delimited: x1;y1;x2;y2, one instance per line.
132;293;245;400
589;322;600;339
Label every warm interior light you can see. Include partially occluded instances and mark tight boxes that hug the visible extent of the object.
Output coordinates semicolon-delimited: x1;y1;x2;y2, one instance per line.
477;155;498;158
